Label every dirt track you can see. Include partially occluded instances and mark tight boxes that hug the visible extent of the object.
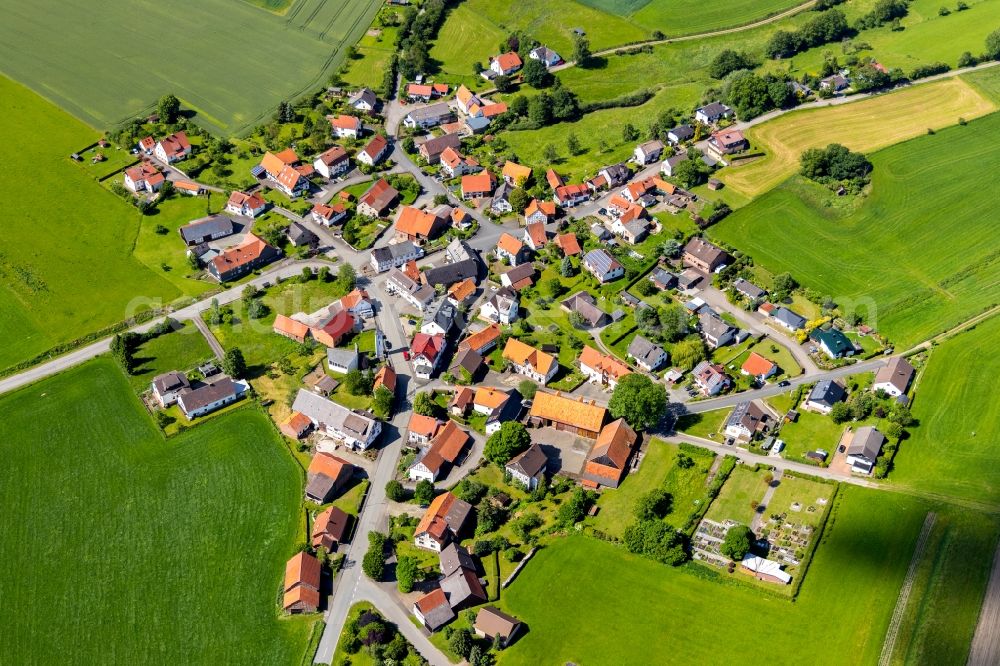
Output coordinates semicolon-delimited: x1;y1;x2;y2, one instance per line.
967;540;1000;665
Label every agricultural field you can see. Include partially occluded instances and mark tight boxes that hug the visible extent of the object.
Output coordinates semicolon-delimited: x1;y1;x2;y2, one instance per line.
711;111;1000;348
0;0;382;134
0;359;314;664
891;316;1000;506
0;76;182;373
500;486;994;665
719;77;996;196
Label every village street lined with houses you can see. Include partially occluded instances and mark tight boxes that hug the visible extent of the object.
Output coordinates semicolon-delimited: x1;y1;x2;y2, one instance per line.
4;1;1000;665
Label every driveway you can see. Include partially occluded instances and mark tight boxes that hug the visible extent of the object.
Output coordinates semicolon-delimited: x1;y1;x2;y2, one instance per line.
530;427;591;477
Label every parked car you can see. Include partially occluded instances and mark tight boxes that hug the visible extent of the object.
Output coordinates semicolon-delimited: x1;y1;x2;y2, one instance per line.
403;350;410;360
778;380;791;387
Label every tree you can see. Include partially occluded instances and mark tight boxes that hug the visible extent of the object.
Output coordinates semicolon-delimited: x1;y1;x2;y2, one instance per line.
671;336;706;371
566;133;581;155
984;28;1000;60
396;555;418;593
372;385;394;418
528;92;553;125
560;256;575;277
318;266;331;283
157;94;181;123
494;74;515;93
558;488;593;525
659;305;690;343
573;35;591;65
622;123;640;142
830;401;851;424
414;479;435;505
800;143;873;186
609;374;667;430
622;520;687;565
550;87;579;120
222;348;247;379
412;391;438;416
276;100;296;123
508;187;530;213
522;58;551;88
660;238;681;258
720;524;753;560
301;266;314;282
884;421;904;440
362;531;387;580
772;272;798;301
448;628;474;659
385;479;406;502
336;263;357;293
543;277;565;298
518;380;538;400
542;143;559;162
673;154;709;188
634;488;672;521
509;95;529;117
709;49;755;79
484;421;531;465
345;369;372;396
247;299;267;320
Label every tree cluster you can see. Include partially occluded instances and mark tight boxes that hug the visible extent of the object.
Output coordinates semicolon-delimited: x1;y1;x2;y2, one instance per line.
765;10;850;59
722;70;794;120
484;421;531;465
623;520;687;565
557;488;595;526
636;304;689;345
341;609;414;662
608;374;668;431
396;0;453;79
854;0;909;30
708;50;756;79
799;143;873;188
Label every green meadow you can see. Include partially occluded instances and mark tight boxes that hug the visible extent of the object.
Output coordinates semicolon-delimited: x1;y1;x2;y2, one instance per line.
0;76;181;372
0;359;314;664
710;112;1000;349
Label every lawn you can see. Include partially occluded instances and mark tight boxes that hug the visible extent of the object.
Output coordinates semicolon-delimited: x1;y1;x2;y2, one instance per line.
719;78;996;197
499;485;982;665
0;0;383;134
777;408;847;463
711;112;1000;348
127;320;215;393
705;464;771;525
0;359;314;664
765;474;835;529
0;76;183;373
675;409;728;440
890;315;1000;506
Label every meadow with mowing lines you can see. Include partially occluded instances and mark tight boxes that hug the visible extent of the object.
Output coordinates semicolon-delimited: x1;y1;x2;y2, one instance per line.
711;112;1000;348
499;487;994;665
0;359;314;664
719;77;996;197
0;76;182;373
891;316;1000;506
0;0;381;134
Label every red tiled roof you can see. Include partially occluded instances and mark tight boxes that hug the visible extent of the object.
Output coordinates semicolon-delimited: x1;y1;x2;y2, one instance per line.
556;233;582;256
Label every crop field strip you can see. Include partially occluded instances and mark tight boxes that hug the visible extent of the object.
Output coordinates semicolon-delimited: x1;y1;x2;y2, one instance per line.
0;0;383;134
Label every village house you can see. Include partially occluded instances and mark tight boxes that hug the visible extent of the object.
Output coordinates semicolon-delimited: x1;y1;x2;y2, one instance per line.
528;390;608;439
475;607;523;648
581;419;638;489
502;338;558;384
810;327;855;359
529;45;561;67
447;277;477;306
490;51;522;76
692;360;731;396
178;215;235;246
723;401;770;443
174;180;205;196
706;128;750;162
761;304;807;331
554;183;591;207
123;163;165;193
422;299;458;337
873;356;915;398
413;588;455;632
846;426;885;474
820;74;850;92
695;102;733;125
560;291;609;328
305;452;354;504
459;323;502;356
313;145;350;179
627;335;668;372
280;411;313;440
357;134;390;167
660;154;687;178
461;171;496;201
207;233;281;282
683;237;729;273
407;82;450;102
505;443;547;490
502;161;532;187
422;259;479;289
370;240;423;272
409;420;471;482
408;413;444;445
347;87;377;112
312;506;350;552
742;555;792;585
177;375;248;419
327;346;359;374
151;371;190;407
455;84;482;114
633;139;665;165
439;146;479;178
357;178;399;218
283;552;321;614
329;114;362;139
138;135;155;154
288;221;318;248
414;492;473;551
309;202;348;227
498;263;534;292
480;287;519;325
405;101;455;130
395;206;447;244
419;133;462;164
583;249;625;283
495;232;530;265
411;332;446;379
732;277;766;302
555;233;582;257
579;346;632;389
438;544;488;610
804;379;847;414
741;352;778;382
524;200;556;227
649;268;678;291
291;389;382;450
225;190;267;218
154;131;191;163
667;124;695;145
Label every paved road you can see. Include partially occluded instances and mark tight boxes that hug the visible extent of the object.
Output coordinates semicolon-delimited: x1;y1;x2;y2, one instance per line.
679;356;888;414
0;259;333;397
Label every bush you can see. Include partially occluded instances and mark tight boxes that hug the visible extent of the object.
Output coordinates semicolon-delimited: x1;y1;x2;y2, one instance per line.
909;62;950;79
385;480;406;502
414;479;435;505
362;532;387;580
396;555;418;593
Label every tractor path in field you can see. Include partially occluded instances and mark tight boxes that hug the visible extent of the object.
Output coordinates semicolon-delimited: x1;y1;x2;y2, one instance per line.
968;536;1000;665
878;512;937;666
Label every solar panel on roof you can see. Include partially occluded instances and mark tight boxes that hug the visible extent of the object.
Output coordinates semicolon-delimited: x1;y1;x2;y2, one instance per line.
250;165;266;178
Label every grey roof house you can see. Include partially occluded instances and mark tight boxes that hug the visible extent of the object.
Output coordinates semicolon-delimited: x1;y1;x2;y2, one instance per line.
561;291;609;328
627;335;668;372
